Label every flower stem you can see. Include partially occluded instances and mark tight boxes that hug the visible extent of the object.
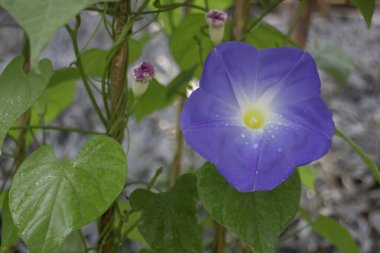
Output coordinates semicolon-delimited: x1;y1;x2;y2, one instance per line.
10;125;104;136
65;22;108;127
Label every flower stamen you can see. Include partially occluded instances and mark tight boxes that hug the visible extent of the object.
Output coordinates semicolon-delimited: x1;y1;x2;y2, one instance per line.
243;108;266;129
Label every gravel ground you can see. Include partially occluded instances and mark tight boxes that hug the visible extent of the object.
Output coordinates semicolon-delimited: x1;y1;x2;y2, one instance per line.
1;3;380;253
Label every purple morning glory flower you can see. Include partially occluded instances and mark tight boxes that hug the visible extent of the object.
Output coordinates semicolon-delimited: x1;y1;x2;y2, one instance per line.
180;42;335;192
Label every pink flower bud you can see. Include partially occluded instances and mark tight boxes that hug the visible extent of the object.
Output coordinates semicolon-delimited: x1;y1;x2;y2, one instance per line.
131;61;155;97
205;10;227;45
206;10;227;28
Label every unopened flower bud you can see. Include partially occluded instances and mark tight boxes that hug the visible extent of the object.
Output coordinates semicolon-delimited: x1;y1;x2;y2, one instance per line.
131;61;155;97
206;10;227;45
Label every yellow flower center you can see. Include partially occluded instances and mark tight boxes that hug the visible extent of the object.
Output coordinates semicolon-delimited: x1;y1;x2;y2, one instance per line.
243;107;266;129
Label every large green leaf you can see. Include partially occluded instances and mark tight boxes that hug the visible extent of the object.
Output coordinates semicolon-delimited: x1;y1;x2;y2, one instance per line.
300;210;359;253
0;191;18;253
0;0;118;68
350;0;375;27
309;44;354;85
9;135;127;253
198;163;300;253
335;128;380;185
0;56;53;151
170;14;214;77
130;174;202;253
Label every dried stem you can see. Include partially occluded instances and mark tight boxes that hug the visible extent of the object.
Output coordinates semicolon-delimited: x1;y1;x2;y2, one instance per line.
169;98;186;187
231;0;250;41
213;223;226;253
290;0;317;48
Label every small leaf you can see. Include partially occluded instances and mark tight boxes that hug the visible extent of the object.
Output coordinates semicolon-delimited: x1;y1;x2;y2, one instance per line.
0;0;118;68
0;56;53;150
0;191;19;253
80;48;109;77
149;0;183;34
297;166;318;193
170;14;214;77
197;163;300;253
309;44;354;85
350;0;375;27
130;174;202;253
335;128;380;185
33;68;79;122
129;79;170;122
130;68;194;122
47;68;80;88
129;36;151;63
58;231;86;253
300;210;359;253
193;0;233;10
166;67;196;99
115;200;147;245
244;22;297;49
9;135;127;253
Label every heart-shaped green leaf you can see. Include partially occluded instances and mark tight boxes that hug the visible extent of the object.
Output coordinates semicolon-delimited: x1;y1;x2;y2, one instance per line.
9;135;127;253
130;174;202;253
0;56;53;151
197;163;300;253
0;0;118;68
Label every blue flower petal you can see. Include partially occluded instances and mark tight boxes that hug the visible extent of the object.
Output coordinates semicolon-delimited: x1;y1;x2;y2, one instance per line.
255;47;320;108
180;88;242;130
182;126;248;165
214;130;263;192
273;97;335;138
253;113;333;191
200;41;260;108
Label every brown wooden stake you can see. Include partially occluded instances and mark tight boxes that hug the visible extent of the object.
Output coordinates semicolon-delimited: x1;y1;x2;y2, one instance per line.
231;0;250;41
100;1;130;252
291;0;317;48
